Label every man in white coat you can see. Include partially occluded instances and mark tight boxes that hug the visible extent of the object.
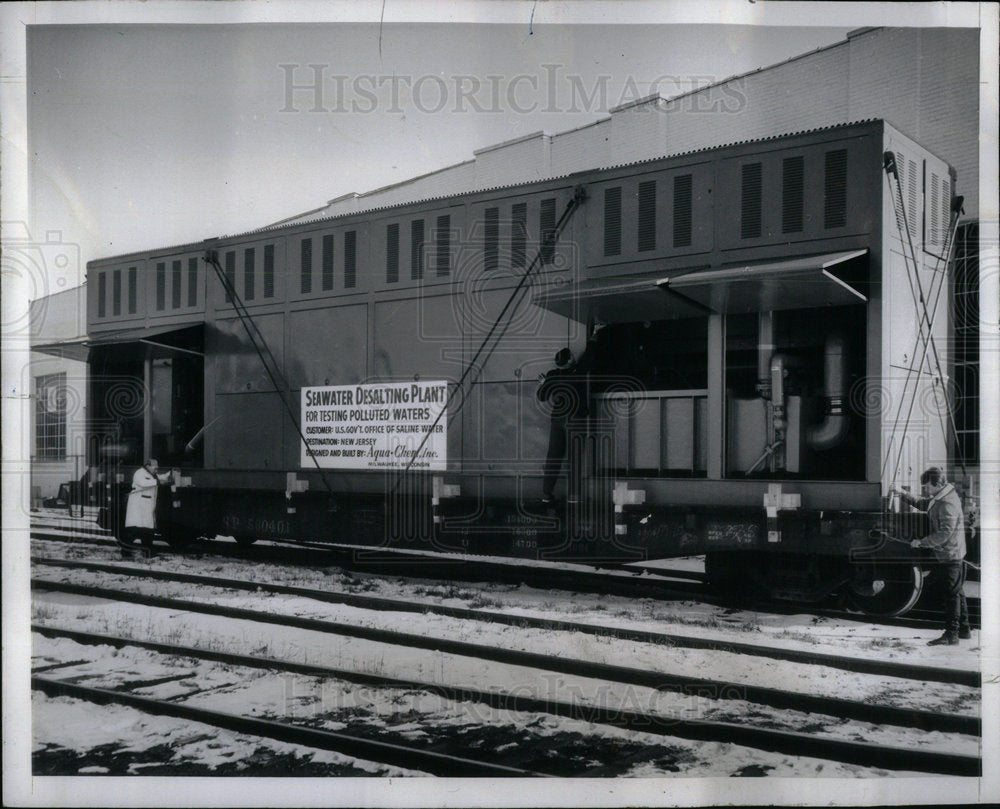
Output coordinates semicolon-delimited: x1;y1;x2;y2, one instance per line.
123;459;174;556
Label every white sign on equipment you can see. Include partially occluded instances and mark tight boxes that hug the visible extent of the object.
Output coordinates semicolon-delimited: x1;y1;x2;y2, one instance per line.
301;381;447;471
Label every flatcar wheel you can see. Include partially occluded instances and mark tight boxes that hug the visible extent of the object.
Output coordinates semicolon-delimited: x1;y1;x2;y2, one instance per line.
846;563;923;617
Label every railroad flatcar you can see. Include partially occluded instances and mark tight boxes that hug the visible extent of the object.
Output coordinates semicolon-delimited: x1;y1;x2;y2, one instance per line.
81;119;976;617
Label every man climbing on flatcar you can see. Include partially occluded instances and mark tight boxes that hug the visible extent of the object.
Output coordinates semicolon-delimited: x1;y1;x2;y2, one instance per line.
891;467;971;646
537;348;588;504
121;459;175;557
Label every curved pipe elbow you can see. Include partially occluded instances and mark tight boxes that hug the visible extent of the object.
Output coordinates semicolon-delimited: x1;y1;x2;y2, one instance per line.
807;413;850;450
807;333;849;451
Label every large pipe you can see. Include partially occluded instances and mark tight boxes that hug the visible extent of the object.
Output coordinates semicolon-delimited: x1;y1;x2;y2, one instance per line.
767;352;797;470
807;333;850;451
757;312;775;399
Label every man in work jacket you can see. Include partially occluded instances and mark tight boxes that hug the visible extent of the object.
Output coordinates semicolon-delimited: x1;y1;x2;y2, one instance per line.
123;459;174;556
537;348;589;504
892;467;970;645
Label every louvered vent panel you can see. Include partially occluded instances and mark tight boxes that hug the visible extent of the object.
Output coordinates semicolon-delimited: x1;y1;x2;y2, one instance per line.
782;156;804;233
301;238;312;294
224;253;235;303
188;258;198;306
98;272;106;318
113;270;121;316
891;152;907;232
604;186;622;256
411;219;425;280
511;203;527;268
435;216;449;277
173;260;183;307
322;234;334;290
386;224;399;283
128;267;137;314
930;173;941;250
263;246;274;298
907;158;920;240
540;198;556;265
673;174;692;247
344;231;357;288
824;150;847;229
484;207;499;271
637;180;656;252
243;250;254;301
158;261;168;309
741;163;762;239
927;172;952;252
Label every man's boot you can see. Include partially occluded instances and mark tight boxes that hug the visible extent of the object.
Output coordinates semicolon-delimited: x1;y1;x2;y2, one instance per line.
928;630;959;646
959;625;972;640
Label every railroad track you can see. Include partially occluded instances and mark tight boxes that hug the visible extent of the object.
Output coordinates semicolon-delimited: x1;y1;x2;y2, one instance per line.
32;556;980;687
32;570;981;776
32;620;981;777
31;669;543;777
31;521;981;632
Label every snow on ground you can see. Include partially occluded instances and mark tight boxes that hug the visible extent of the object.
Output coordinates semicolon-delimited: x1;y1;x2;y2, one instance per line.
31;588;980;763
29;529;983;776
32;692;421;776
31;534;983;667
31;565;980;720
31;635;923;778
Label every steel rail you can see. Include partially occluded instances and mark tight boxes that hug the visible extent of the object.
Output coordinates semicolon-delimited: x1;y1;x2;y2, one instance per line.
31;578;980;737
33;556;980;687
33;624;981;777
30;672;543;777
30;528;981;632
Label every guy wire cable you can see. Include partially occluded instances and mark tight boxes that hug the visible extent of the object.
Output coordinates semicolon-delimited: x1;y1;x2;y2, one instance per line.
388;186;588;497
203;250;336;498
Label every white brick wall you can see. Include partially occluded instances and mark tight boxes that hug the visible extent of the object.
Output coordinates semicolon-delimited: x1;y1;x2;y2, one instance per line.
609;98;668;166
473;132;551;188
663;44;850;155
278;27;979;225
550;119;610;176
848;28;978;217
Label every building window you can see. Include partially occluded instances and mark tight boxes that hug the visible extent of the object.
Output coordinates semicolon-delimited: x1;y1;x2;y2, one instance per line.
673;174;693;248
435;216;449;277
604;187;622;256
97;272;107;318
113;270;122;316
128;267;137;314
244;248;255;301
172;260;182;308
301;238;313;294
511;203;527;268
484;207;499;272
741;163;762;239
540;198;556;265
35;372;67;460
637;180;656;252
156;262;166;310
224;252;236;303
782;156;805;233
188;258;198;307
386;223;399;283
322;234;334;291
824;149;847;229
263;245;275;298
411;219;425;280
344;231;357;288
